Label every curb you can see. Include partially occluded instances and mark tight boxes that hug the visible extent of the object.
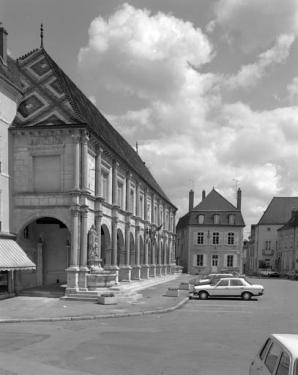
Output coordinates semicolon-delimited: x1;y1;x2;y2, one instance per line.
0;297;190;324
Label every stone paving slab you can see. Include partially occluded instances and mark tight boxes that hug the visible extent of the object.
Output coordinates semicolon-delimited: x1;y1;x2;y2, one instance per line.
0;274;192;323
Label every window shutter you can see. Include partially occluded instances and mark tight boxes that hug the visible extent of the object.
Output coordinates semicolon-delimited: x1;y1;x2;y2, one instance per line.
234;233;238;246
203;254;207;267
224;232;228;245
219;232;223;245
193;232;197;245
209;232;213;245
193;254;197;266
203;231;208;245
224;254;227;267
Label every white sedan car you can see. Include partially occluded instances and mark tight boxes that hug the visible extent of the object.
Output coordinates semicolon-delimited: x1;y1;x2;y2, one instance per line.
190;278;264;301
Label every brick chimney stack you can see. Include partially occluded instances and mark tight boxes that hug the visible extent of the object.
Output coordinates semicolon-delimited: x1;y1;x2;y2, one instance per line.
0;23;8;65
202;190;206;200
237;188;242;210
189;189;194;212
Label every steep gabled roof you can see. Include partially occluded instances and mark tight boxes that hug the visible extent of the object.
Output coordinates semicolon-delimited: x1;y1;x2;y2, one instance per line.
13;48;174;207
258;197;298;225
176;188;245;230
193;188;237;211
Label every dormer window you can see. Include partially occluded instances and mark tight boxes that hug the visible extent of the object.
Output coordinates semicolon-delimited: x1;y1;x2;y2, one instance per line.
214;214;220;224
228;214;235;225
198;215;205;224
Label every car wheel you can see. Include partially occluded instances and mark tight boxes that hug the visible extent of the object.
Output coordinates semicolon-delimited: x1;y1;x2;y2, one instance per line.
199;291;208;300
242;292;252;301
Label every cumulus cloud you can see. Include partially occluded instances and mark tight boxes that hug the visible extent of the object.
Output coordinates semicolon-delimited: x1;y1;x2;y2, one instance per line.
287;77;298;104
226;34;295;89
208;0;298;52
77;3;298;232
78;3;214;101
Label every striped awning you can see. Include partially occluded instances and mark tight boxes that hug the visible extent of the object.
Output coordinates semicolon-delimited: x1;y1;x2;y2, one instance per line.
0;239;36;271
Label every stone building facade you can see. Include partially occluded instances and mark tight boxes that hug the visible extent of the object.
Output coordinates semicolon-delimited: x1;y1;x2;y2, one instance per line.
1;25;177;297
176;188;245;275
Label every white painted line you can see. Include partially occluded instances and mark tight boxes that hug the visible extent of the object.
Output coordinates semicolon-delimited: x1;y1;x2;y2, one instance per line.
181;309;253;313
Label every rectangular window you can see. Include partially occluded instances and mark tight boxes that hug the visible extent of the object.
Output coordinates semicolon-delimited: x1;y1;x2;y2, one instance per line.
212;254;218;266
140;195;144;219
229;215;235;225
101;172;109;201
213;232;219;245
130;190;135;214
228;232;235;245
117;182;123;209
227;255;234;267
197;232;204;245
265;241;271;250
197;254;203;266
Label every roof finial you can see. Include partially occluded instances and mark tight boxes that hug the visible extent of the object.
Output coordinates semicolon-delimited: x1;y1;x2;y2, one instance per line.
40;23;44;49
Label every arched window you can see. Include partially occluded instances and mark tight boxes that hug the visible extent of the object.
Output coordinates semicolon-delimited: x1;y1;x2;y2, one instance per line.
213;214;220;224
228;215;235;225
198;215;205;224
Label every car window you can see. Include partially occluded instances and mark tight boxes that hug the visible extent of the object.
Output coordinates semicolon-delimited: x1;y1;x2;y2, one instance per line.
275;351;290;375
230;279;243;286
260;339;271;361
264;343;281;374
217;279;229;286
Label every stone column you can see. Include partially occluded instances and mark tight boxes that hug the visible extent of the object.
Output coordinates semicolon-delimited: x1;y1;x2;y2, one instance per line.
132;225;141;280
95;146;103;198
136;182;140;218
119;222;132;282
81;131;89;193
112;160;119;206
66;206;80;294
78;206;89;290
141;227;150;279
72;133;81;191
126;172;132;212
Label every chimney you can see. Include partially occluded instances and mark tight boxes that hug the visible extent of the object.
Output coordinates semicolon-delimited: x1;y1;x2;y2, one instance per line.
237;188;242;210
189;189;194;212
202;190;206;200
0;23;8;65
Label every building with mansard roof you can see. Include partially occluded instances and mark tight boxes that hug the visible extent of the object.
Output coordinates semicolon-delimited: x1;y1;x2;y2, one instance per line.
0;24;177;299
176;188;245;275
246;196;298;275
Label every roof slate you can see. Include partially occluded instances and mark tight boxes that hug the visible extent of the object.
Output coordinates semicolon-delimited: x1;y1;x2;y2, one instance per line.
0;55;22;91
258;197;298;225
193;189;238;211
278;210;298;231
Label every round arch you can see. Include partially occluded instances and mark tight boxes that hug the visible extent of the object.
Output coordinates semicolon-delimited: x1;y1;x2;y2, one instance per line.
101;224;111;266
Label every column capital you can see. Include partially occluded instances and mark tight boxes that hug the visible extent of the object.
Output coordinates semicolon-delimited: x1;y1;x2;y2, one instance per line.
95;145;104;155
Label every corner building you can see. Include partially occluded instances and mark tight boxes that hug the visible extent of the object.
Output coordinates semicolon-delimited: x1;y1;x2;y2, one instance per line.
176;188;245;275
9;43;177;295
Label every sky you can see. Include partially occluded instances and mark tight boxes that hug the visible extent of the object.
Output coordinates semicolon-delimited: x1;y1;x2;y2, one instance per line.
2;0;298;238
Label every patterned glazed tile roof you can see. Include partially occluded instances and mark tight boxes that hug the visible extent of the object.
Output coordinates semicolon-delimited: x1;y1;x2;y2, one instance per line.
257;197;298;225
12;48;174;207
176;188;245;230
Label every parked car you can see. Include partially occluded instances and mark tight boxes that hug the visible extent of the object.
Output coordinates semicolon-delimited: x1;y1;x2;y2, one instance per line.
249;334;298;375
190;277;264;301
286;270;298;280
261;270;280;277
197;273;234;286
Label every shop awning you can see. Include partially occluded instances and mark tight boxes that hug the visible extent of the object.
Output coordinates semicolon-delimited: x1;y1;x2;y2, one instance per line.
0;239;36;271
